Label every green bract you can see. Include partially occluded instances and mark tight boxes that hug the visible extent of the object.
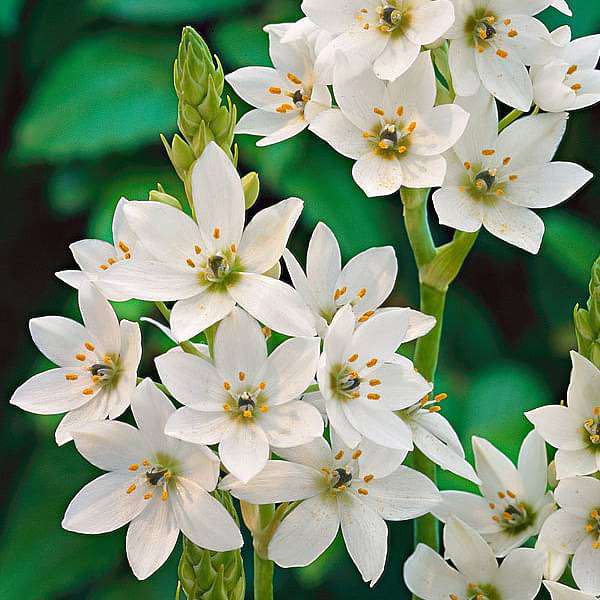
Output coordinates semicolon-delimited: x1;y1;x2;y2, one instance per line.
575;255;600;369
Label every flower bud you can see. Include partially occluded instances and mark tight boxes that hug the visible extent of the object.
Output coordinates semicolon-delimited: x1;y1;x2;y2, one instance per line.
574;255;600;369
241;172;260;209
149;183;182;210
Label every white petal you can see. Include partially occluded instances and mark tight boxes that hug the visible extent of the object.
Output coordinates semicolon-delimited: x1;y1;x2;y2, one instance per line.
399;153;447;189
372;360;432;410
226;67;288;111
555;477;600;516
309;108;369;159
573;540;600;595
404;308;436;342
358;438;407;479
556;448;599;479
326;396;362;449
300;0;362;33
544;582;595;600
55;393;110;446
236;108;302;138
449;37;480;97
525;405;587;450
29;316;90;367
518;430;548;505
322;303;355;367
493;548;544;600
218;420;270;483
410;104;470;156
540;509;587;554
473;436;524;500
70;239;117;273
261;401;324;447
433;186;484;232
307;221;341;311
165;407;233;445
407;0;455;45
256;115;308;147
386;49;437;114
78;281;120;356
568;351;600;417
373;35;420;81
273;436;334;469
566;34;600;69
352;152;404;197
109;320;142;419
433;491;502;534
55;269;89;292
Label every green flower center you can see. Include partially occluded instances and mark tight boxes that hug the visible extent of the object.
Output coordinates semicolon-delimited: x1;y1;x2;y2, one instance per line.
488;489;535;536
376;2;412;34
466;582;500;600
583;407;600;445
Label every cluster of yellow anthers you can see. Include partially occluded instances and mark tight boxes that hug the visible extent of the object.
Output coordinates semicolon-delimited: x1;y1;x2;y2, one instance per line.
321;448;375;496
362;105;417;155
567;65;583;93
458;152;519;197
488;489;527;526
64;344;114;396
345;352;380;401
582;406;600;444
475;15;516;60
221;373;269;417
126;461;172;502
183;228;235;269
99;240;131;271
419;392;448;413
585;509;600;549
267;72;309;114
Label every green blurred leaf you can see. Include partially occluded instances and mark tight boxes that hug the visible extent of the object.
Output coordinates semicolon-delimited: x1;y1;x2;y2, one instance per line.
213;19;271;69
0;0;24;35
540;0;600;36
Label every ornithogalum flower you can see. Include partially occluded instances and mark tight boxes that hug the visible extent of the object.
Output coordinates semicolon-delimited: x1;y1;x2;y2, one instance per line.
526;351;600;479
10;281;141;445
404;517;545;600
158;307;323;483
62;379;243;580
221;436;441;586
310;51;469;197
100;142;316;340
544;581;598;600
432;89;592;253
433;431;554;556
226;21;332;146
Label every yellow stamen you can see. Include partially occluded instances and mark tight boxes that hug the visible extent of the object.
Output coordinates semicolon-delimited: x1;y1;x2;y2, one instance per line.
143;460;151;466
363;22;369;29
224;381;231;391
92;375;101;384
503;156;511;166
243;410;252;418
369;379;381;386
428;406;442;413
335;450;344;460
144;493;153;500
82;388;94;395
396;105;404;117
407;121;417;133
357;287;366;298
334;286;347;300
373;107;385;116
508;29;518;38
363;131;371;138
127;484;137;494
503;18;511;26
397;145;407;154
99;264;109;270
129;464;139;471
259;405;268;413
586;524;594;532
567;64;578;75
507;490;516;499
464;161;471;170
363;474;374;483
366;358;378;368
238;371;246;381
482;149;495;156
194;245;202;254
593;406;600;416
213;227;220;239
230;244;237;253
65;373;78;381
509;174;518;181
124;252;131;259
492;515;500;522
287;72;302;84
367;393;380;400
107;257;116;265
161;490;169;501
571;83;582;91
488;502;496;510
118;241;130;253
498;491;506;499
496;49;508;59
268;86;282;94
352;449;362;459
348;353;359;363
434;393;447;402
358;488;369;495
75;353;86;361
186;258;195;268
223;403;231;412
259;382;266;390
276;103;294;113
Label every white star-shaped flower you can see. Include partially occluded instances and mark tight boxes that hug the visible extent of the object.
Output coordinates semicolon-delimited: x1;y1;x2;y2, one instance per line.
62;379;243;580
310;51;469;197
545;581;598;600
158;307;323;483
221;435;440;586
99;142;316;340
404;516;545;600
433;89;592;253
10;281;141;445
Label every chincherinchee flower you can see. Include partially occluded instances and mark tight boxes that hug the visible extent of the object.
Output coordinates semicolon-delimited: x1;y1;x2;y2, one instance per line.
100;142;316;341
404;517;545;600
226;21;332;146
545;581;598;600
158;307;323;483
62;379;243;580
446;0;559;110
433;89;592;253
433;432;554;557
10;281;141;445
221;436;440;586
310;51;469;197
301;0;455;81
527;352;600;479
283;221;435;337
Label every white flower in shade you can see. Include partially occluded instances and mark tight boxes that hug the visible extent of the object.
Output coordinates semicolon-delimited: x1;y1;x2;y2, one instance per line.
404;517;545;600
226;21;332;146
535;535;569;582
61;379;243;580
446;0;560;110
10;281;141;446
540;476;600;595
317;304;432;450
283;221;435;337
56;197;145;301
433;431;554;557
526;351;600;479
550;0;572;16
221;435;441;586
99;142;316;341
158;307;323;483
310;51;469;197
545;582;598;600
531;27;600;113
301;0;455;81
432;89;592;254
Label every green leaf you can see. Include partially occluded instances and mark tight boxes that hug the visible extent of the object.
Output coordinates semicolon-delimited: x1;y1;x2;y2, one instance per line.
0;0;24;35
539;0;600;37
13;32;177;162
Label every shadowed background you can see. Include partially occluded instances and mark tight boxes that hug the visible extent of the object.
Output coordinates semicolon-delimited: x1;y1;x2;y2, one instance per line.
1;0;598;597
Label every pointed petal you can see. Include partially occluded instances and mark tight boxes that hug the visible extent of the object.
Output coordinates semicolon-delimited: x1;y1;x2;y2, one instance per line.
307;221;341;311
555;477;600;517
544;582;595;600
540;509;587;553
226;66;288;111
218;420;270;483
525;405;587;450
358;438;408;479
555;448;599;479
165;408;233;445
29;316;90;367
78;281;120;356
568;351;600;417
407;0;455;45
273;437;334;469
352;152;404;197
473;436;523;500
261;401;324;447
493;548;544;600
433;187;483;233
518;430;548;505
373;35;420;81
433;491;502;534
449;37;480;97
326;396;362;449
400;153;447;189
388;50;437;113
309;108;369;159
55;393;110;446
572;540;600;595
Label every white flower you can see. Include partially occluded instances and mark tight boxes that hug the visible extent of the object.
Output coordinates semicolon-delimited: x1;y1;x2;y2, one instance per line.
56;197;145;301
535;535;569;582
404;516;545;600
550;0;572;16
526;351;600;479
432;89;592;253
301;0;455;81
226;21;332;146
61;379;243;580
158;307;323;483
531;27;600;113
433;431;555;556
221;435;441;586
310;51;469;197
317;304;431;450
540;476;600;594
99;142;316;340
447;0;560;110
10;281;141;445
545;581;598;600
283;221;436;337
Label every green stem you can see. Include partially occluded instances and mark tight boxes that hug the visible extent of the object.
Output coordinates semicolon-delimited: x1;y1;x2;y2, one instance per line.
254;504;275;600
400;187;436;268
498;108;523;132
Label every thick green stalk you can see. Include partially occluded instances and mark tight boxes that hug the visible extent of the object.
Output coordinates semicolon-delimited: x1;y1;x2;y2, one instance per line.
254;504;275;600
498;108;523;131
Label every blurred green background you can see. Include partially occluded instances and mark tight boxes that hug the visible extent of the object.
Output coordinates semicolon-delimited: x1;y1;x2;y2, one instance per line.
1;0;598;598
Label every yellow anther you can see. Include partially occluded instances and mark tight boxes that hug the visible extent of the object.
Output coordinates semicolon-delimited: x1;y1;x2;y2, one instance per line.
592;435;600;444
334;286;347;300
363;131;371;138
352;449;362;459
99;264;109;270
484;16;496;24
503;18;511;26
428;406;442;413
92;375;101;384
194;245;202;254
373;107;385;116
351;391;361;398
243;410;252;418
366;358;378;368
406;121;417;133
396;105;404;117
503;511;512;520
482;149;495;156
585;418;594;427
571;83;582;91
230;244;237;253
268;86;282;94
492;515;500;522
369;379;381;386
478;28;487;40
128;464;139;471
508;29;518;38
503;156;511;166
161;490;169;501
224;381;231;391
464;161;471;170
143;460;151;466
509;174;518;181
238;371;246;381
336;484;347;492
348;353;359;363
358;488;369;495
259;405;268;413
127;484;137;494
82;388;94;395
507;490;516;499
103;355;112;363
276;103;294;113
434;393;447;402
223;403;231;412
477;45;485;53
321;467;331;475
259;381;266;390
594;407;600;415
124;252;131;259
420;394;430;405
367;393;380;400
107;257;116;265
476;179;486;190
488;502;496;510
363;23;370;29
287;72;302;84
593;541;600;549
498;491;506;499
118;241;130;253
496;49;508;59
586;524;595;532
567;64;578;75
186;258;195;268
348;370;359;379
357;287;367;298
397;145;408;154
262;326;272;338
213;227;220;239
378;140;389;149
65;373;78;381
75;353;86;361
144;493;153;500
335;450;344;460
495;188;505;196
363;474;374;483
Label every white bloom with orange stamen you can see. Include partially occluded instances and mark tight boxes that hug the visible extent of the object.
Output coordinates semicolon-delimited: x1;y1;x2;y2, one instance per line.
526;351;600;479
99;142;316;340
226;21;332;146
158;307;323;483
10;281;141;445
283;221;436;337
446;0;560;110
220;435;440;586
404;517;545;600
433;431;555;557
61;379;242;580
433;88;592;253
310;51;469;197
545;581;598;600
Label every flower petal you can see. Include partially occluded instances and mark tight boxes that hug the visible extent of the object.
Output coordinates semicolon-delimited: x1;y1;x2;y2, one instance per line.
309;108;369;159
555;448;599;479
410;105;470;157
544;582;595;600
525;405;587;451
555;477;600;517
573;539;600;595
29;316;90;367
568;351;600;416
55;392;110;446
70;239;118;273
165;407;234;445
307;221;341;312
400;153;447;189
493;548;544;600
373;35;420;81
407;0;455;45
352;151;404;197
540;509;587;553
273;436;334;469
218;420;270;483
473;436;524;501
518;430;548;505
261;401;324;448
226;66;288;111
449;37;480;97
372;361;432;410
433;491;502;534
326;395;362;449
78;281;121;356
433;186;483;233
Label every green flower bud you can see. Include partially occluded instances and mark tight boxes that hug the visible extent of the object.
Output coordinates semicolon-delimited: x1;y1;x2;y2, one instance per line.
241;172;260;209
574;254;600;369
149;183;182;210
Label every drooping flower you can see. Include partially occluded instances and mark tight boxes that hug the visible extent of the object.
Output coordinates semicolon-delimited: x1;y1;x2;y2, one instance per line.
433;431;555;556
301;0;455;81
432;89;592;253
226;21;332;146
62;379;243;580
526;351;600;479
10;281;141;445
310;51;469;197
158;307;323;483
404;517;545;600
446;0;560;110
283;221;435;337
545;581;598;600
221;435;441;586
99;142;316;340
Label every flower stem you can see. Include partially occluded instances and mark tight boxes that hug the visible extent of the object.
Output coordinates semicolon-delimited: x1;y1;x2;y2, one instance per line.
254;504;275;600
498;108;523;132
